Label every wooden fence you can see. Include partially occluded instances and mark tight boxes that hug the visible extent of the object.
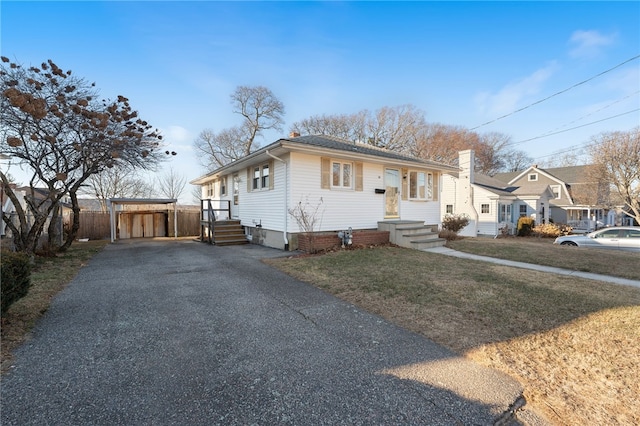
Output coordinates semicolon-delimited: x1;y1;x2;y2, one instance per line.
72;210;201;240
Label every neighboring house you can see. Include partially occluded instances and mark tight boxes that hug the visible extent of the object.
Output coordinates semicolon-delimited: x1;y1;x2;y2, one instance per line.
441;150;553;237
1;186;71;242
494;164;611;232
190;134;458;250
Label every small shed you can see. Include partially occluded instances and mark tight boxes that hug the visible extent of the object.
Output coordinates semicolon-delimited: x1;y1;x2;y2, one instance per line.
108;198;178;242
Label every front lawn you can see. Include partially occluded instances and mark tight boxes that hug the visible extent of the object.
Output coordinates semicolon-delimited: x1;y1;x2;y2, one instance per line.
447;237;640;280
266;243;640;425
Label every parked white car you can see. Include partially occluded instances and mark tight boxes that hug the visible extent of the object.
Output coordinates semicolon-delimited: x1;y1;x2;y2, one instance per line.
553;226;640;251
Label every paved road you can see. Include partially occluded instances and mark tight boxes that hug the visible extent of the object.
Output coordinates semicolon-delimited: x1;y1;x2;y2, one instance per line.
2;240;537;425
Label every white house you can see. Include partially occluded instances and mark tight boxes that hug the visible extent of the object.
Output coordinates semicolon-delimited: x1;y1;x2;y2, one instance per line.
190;134;458;250
441;150;553;237
494;164;612;232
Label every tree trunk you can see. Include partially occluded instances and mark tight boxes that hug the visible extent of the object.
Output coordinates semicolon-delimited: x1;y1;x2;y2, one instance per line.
60;191;81;252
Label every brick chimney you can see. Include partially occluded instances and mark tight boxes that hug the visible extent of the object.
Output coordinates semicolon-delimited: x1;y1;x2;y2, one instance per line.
289;132;300;138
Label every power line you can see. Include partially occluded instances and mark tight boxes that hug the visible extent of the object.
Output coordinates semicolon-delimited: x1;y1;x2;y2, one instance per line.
538;90;639;137
509;109;640;146
471;54;640;130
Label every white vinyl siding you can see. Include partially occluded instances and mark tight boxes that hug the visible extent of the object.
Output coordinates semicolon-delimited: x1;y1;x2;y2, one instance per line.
216;152;445;236
239;159;285;230
290;153;380;232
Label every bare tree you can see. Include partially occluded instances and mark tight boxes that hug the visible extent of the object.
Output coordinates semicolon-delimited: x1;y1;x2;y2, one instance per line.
366;105;427;153
1;57;165;253
414;123;480;165
476;132;511;176
232;85;285;154
540;148;589;168
194;126;248;170
292;105;427;154
156;166;187;200
588;127;640;224
501;149;534;172
291;111;367;142
84;166;154;212
194;86;285;170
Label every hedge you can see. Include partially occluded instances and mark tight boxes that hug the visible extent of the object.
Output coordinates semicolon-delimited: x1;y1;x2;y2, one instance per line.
1;250;32;314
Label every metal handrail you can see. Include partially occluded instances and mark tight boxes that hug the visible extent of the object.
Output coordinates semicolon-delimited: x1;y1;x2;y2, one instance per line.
200;199;232;244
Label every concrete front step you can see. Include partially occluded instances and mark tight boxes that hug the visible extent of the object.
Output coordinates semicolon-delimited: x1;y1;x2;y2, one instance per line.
378;220;445;250
410;238;447;250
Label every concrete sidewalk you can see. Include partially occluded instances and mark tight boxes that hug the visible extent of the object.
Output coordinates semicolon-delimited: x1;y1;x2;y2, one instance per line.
423;246;640;288
1;240;547;425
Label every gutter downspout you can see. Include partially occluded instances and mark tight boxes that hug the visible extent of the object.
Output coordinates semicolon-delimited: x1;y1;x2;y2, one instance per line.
266;150;289;250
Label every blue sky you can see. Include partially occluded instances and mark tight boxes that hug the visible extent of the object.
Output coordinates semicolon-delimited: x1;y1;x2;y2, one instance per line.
2;1;639;202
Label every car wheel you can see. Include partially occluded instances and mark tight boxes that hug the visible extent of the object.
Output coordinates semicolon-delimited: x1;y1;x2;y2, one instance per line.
561;241;578;246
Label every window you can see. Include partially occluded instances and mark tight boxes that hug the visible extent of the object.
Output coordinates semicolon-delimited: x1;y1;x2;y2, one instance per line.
481;204;490;214
409;171;433;200
321;158;363;191
499;204;512;222
233;175;239;205
332;161;352;188
220;177;227;196
551;185;561;199
206;182;214;198
261;164;270;188
446;204;453;214
528;173;538;181
249;162;272;191
625;230;640;238
519;204;527;217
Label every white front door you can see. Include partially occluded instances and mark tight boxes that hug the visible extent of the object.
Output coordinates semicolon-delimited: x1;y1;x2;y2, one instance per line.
385;168;400;218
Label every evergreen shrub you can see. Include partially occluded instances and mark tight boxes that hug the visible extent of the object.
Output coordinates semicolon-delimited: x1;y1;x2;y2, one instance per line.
517;217;535;236
1;250;32;314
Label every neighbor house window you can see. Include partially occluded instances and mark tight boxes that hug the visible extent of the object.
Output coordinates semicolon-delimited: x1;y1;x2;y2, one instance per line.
499;204;512;222
409;171;433;200
481;204;490;214
332;161;353;188
551;184;561;199
519;205;527;217
206;183;214;198
446;204;454;214
528;173;538;181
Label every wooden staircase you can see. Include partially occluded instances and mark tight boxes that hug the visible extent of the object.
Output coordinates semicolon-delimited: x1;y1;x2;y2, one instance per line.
201;219;248;246
378;220;446;250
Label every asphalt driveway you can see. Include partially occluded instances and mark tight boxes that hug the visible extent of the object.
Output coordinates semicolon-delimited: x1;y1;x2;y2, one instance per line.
1;239;536;425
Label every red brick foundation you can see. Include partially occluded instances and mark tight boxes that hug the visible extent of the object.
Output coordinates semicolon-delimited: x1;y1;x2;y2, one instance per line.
297;230;390;253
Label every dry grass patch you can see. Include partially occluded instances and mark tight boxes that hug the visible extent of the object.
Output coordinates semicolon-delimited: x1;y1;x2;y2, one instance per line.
447;237;640;280
1;240;109;373
467;306;640;425
266;246;640;425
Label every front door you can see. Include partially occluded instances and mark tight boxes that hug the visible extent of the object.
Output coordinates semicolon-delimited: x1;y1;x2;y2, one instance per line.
385;168;400;218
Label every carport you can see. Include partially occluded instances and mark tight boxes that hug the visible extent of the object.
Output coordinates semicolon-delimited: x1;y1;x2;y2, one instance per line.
108;198;177;242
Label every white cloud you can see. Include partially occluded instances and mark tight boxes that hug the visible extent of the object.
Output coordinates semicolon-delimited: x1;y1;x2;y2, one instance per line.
475;63;558;116
569;30;617;59
164;125;191;143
